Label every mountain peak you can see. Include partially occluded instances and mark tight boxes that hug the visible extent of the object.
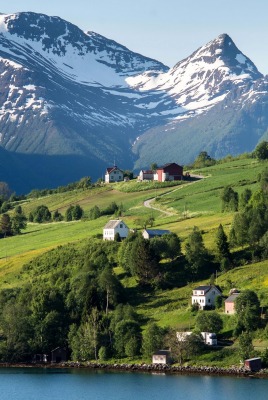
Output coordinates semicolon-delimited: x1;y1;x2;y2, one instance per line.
190;33;261;79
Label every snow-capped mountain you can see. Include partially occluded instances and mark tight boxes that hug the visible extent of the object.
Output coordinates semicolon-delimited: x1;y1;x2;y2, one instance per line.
0;12;267;193
127;34;262;116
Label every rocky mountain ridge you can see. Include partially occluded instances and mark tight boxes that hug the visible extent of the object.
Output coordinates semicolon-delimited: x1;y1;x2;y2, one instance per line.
0;12;267;193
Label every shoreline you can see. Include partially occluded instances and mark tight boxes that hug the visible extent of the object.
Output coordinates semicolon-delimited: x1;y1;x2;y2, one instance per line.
1;362;268;378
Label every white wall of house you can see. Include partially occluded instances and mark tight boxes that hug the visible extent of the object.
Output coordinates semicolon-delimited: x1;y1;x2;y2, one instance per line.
201;332;217;346
152;354;167;364
105;168;123;183
191;287;221;309
103;221;129;240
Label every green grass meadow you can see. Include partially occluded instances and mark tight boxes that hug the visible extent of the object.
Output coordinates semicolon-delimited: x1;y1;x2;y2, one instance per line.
1;157;268;344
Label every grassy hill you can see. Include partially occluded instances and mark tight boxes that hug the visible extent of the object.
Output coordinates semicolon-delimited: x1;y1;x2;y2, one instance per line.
0;156;268;366
0;156;267;287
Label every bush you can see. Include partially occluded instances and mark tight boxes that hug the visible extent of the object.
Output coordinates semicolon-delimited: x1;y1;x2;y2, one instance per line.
98;346;108;361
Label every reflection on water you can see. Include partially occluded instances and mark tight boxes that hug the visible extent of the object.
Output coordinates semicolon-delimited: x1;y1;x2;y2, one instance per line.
0;368;267;400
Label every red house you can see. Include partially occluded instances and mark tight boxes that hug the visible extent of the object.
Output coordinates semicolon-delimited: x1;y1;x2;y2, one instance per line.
155;163;183;182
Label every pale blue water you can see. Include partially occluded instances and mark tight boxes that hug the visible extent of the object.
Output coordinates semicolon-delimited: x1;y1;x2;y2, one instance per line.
0;368;267;400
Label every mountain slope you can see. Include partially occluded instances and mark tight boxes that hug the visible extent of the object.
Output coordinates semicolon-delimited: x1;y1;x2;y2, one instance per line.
131;35;267;167
0;13;267;192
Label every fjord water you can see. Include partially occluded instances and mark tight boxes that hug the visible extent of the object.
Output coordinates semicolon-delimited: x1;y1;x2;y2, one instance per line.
0;368;268;400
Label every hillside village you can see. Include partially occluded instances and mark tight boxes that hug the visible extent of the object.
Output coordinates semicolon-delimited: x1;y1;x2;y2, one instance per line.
0;148;268;369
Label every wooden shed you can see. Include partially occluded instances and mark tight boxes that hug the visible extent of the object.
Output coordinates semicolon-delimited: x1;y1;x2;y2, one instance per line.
152;350;171;364
244;357;262;372
51;347;67;363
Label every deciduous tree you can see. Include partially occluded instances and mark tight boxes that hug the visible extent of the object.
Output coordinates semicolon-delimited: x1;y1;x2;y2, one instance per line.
254;141;268;161
234;290;260;333
195;311;223;333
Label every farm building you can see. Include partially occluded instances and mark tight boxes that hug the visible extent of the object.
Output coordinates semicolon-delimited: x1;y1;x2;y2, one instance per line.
142;229;171;239
176;331;217;346
225;292;240;314
152;350;171;364
105;166;124;183
103;219;129;241
155;163;183;182
244;358;262;372
138;170;155;181
51;347;67;363
191;285;222;310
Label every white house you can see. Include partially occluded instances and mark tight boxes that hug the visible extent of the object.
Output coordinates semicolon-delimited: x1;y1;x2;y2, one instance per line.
105;166;124;183
191;285;222;310
103;219;129;241
201;332;217;346
176;331;217;346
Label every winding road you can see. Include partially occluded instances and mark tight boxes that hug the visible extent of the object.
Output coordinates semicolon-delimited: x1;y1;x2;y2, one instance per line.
143;176;204;216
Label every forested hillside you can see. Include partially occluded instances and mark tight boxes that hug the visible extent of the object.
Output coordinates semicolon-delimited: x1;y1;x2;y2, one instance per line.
0;153;268;365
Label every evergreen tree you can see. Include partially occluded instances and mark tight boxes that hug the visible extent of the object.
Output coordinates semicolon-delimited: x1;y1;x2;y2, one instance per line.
129;235;159;285
11;206;27;234
185;226;209;278
72;205;83;220
65;206;74;221
215;224;231;267
239;188;252;209
52;210;63;222
0;213;12;237
31;205;51;223
259;167;268;193
234;290;260;333
221;186;238;212
89;205;101;220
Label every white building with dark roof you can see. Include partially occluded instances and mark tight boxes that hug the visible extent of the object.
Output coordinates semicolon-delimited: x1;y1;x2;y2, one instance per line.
191;285;222;310
103;219;129;241
152;350;171;364
105;166;124;183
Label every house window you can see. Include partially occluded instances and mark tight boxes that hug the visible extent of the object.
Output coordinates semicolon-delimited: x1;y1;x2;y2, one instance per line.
111;176;114;180
208;299;211;303
114;171;117;174
120;224;123;228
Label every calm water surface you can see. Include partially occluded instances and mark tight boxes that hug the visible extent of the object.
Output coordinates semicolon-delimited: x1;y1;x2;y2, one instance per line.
0;368;267;400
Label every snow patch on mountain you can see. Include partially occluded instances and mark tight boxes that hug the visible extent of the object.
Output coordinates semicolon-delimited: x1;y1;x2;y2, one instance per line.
0;13;167;88
126;34;262;116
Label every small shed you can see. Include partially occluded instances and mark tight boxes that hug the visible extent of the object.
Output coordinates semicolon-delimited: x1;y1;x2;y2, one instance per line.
138;170;155;181
152;350;171;364
51;347;67;363
142;229;171;239
244;357;262;372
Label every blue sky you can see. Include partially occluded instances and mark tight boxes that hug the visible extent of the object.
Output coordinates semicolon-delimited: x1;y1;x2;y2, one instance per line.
3;0;268;73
